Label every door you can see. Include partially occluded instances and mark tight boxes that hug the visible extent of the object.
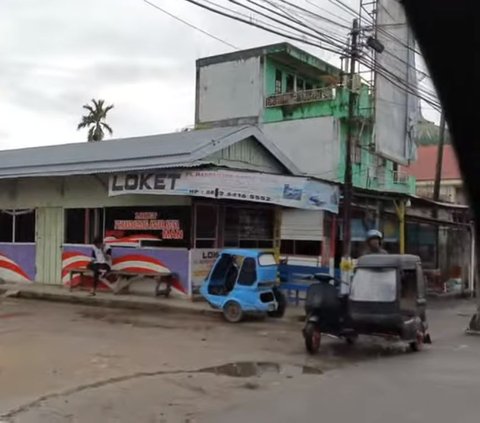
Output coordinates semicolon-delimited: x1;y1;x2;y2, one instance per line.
35;207;64;284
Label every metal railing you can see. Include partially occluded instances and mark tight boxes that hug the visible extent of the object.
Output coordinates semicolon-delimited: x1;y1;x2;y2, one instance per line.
265;87;335;108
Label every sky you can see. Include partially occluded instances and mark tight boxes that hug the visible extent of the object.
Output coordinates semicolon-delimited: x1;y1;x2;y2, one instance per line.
0;0;439;150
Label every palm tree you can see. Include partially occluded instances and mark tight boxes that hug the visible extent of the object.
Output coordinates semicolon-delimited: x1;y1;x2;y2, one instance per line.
77;99;114;142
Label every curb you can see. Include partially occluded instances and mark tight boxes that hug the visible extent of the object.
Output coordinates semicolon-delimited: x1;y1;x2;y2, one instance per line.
0;287;220;318
0;286;304;323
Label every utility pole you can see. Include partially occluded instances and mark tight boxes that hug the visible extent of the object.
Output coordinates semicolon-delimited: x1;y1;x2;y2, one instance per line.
432;112;446;269
433;112;447;202
342;18;360;259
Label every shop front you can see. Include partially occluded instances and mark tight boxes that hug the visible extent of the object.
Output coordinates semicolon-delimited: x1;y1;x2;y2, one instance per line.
0;170;338;296
0;126;339;296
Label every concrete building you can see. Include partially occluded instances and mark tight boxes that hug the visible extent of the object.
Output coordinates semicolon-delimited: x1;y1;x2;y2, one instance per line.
195;43;416;195
0;126;338;292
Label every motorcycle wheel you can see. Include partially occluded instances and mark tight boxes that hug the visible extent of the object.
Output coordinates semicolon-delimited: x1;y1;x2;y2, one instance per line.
304;322;321;354
268;288;287;318
223;301;244;323
346;335;357;346
409;331;424;352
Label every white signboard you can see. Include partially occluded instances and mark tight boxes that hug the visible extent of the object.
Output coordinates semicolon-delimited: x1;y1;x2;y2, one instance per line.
375;0;419;164
190;249;220;292
109;169;339;213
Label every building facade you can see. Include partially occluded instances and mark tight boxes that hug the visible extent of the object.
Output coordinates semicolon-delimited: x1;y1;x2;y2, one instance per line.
0;126;339;293
195;43;416;195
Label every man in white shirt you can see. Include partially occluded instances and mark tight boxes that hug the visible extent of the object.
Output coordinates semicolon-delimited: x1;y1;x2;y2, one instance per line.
89;236;112;295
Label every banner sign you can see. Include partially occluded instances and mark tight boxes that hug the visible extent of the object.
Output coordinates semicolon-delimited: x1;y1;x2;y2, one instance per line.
190;249;220;292
109;170;339;213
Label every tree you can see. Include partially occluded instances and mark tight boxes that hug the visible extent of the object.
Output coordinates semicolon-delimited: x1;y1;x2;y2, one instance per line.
77;99;114;142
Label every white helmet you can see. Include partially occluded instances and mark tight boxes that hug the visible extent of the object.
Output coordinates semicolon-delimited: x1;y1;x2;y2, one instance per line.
366;229;383;241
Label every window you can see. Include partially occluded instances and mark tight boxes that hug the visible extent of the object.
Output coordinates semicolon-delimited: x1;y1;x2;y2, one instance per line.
297;77;305;91
0;212;13;242
286;74;295;92
65;208;104;244
275;69;282;94
259;253;276;266
280;240;321;256
0;210;35;243
350;268;397;302
194;204;218;248
223;207;274;249
305;81;313;90
15;211;35;242
237;257;257;285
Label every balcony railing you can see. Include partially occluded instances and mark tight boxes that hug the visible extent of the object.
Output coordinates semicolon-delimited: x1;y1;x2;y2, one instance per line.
393;170;410;184
265;87;335;108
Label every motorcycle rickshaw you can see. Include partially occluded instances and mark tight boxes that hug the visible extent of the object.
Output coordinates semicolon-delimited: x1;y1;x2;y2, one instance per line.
303;254;431;354
200;249;286;323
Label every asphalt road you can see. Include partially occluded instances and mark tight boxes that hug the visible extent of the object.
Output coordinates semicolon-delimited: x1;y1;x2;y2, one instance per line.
202;302;480;423
0;297;478;422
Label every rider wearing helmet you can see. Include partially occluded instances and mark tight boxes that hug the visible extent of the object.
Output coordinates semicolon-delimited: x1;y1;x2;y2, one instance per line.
363;229;388;255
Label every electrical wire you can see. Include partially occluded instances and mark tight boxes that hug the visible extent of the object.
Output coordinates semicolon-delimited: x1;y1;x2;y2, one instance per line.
266;0;350;41
305;0;352;25
240;0;348;49
142;0;239;49
181;0;438;109
183;0;348;55
274;0;351;30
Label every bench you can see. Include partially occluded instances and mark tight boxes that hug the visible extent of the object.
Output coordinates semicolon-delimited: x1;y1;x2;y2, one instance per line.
69;268;173;297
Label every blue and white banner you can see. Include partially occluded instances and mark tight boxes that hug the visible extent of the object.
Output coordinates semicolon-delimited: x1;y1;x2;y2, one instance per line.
109;169;339;213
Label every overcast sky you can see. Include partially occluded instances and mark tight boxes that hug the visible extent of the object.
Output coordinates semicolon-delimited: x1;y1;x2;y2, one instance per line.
0;0;438;150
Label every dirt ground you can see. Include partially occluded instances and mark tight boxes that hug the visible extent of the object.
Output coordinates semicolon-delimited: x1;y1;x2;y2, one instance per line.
0;297;475;422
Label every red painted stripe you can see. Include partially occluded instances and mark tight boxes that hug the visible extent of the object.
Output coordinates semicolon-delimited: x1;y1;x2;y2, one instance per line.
113;266;159;274
62;251;90;260
0;259;30;280
113;255;165;267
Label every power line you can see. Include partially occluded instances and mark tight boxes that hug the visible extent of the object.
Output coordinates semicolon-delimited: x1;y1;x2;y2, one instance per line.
182;0;437;109
274;0;351;30
305;0;352;25
267;0;351;42
142;0;239;49
238;0;347;49
182;0;347;55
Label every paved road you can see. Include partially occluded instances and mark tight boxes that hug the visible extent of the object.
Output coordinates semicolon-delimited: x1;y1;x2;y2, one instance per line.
202;302;480;423
0;297;478;422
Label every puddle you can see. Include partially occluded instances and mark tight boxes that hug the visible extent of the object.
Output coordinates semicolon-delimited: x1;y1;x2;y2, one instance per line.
198;362;322;378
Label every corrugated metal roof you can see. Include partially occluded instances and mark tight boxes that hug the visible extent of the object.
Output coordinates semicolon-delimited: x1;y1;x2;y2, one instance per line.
0;125;300;179
403;145;461;181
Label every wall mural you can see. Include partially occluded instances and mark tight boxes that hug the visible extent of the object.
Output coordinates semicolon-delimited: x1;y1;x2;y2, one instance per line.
62;242;189;295
0;244;35;283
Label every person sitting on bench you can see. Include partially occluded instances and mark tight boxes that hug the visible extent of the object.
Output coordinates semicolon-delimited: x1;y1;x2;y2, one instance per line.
88;236;112;296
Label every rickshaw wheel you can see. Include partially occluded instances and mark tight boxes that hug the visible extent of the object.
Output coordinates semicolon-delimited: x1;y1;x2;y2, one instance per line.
268;288;287;318
223;301;244;323
409;331;424;352
304;323;321;354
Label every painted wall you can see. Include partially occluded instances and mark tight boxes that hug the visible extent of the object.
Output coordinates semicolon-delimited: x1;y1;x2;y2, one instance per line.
62;245;190;295
262;116;340;180
0;175;191;209
0;243;35;282
197;57;263;124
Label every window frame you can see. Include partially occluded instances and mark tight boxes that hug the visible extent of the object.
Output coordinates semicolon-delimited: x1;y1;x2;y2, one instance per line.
0;209;36;244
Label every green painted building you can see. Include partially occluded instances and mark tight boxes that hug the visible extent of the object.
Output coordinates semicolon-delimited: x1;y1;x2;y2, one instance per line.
195;42;416;195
